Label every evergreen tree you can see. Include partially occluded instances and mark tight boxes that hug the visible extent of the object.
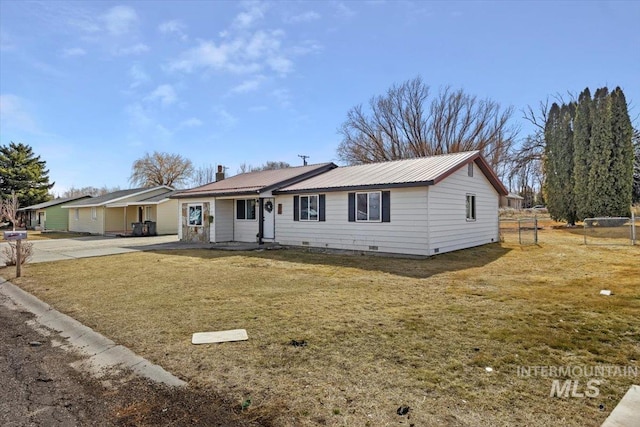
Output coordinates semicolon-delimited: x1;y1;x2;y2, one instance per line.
0;142;54;207
573;88;592;219
633;129;640;204
543;103;577;224
587;88;614;217
608;87;634;216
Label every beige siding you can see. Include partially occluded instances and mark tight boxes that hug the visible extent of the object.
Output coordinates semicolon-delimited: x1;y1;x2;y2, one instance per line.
275;188;430;256
155;200;179;234
427;162;499;254
104;207;131;234
68;207;104;234
215;199;234;242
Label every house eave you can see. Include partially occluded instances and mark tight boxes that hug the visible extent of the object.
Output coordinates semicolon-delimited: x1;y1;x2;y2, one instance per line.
274;180;436;195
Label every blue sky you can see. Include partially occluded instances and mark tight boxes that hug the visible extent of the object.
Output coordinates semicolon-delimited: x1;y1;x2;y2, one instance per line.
1;0;639;195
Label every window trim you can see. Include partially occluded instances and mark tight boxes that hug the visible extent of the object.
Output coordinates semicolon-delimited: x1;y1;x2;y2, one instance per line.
466;194;476;221
74;208;79;221
188;204;203;226
236;199;257;221
299;194;319;222
91;207;97;221
468;163;474;177
355;191;382;222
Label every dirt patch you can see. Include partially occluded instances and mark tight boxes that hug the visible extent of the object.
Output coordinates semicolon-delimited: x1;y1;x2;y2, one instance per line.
0;298;271;426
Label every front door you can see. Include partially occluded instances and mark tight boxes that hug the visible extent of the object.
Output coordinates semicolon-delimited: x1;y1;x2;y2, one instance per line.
263;198;275;240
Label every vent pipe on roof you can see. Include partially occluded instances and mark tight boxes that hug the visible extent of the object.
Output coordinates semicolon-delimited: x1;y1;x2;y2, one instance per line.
216;165;225;181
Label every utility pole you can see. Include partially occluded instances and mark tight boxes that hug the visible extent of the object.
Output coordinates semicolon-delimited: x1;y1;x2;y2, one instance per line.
298;155;309;166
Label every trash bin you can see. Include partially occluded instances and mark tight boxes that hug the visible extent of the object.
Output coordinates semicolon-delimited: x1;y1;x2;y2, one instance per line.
144;220;157;236
131;222;143;237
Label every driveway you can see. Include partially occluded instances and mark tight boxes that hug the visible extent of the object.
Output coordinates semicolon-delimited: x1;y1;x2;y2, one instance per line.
0;235;206;266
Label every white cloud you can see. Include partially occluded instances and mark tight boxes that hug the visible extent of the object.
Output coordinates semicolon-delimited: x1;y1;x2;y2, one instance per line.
168;29;292;75
147;84;177;107
334;2;356;18
267;56;293;75
212;106;238;128
125;102;172;143
158;20;188;41
286;11;321;23
129;64;150;88
0;30;16;51
290;40;323;55
179;117;203;128
231;76;266;94
0;94;41;134
117;43;149;56
271;88;292;108
102;5;139;36
62;47;87;57
233;2;268;29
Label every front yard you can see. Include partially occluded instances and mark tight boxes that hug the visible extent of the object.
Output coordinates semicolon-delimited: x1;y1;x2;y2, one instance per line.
5;228;639;426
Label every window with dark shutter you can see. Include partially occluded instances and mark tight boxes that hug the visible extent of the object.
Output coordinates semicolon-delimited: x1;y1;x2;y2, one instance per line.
348;193;355;222
382;191;390;222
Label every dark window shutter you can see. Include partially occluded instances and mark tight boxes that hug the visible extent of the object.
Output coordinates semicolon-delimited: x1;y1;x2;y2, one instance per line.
293;196;299;221
318;194;326;222
382;191;391;222
348;192;355;222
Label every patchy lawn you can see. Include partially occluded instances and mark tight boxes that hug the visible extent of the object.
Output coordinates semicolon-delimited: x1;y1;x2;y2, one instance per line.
5;228;639;426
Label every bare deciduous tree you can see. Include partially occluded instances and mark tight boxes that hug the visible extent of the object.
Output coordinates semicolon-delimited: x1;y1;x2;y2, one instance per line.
61;186;121;198
337;76;519;170
191;164;219;187
129;152;194;188
237;161;291;174
1;191;19;230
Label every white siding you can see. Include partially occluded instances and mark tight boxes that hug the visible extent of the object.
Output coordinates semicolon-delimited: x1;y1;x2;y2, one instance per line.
156;200;179;235
427;162;499;254
215;199;234;242
275;188;430;256
68;207;104;234
233;198;259;242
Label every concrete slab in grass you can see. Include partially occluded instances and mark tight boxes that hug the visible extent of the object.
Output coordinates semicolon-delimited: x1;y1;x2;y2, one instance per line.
601;385;640;427
192;329;248;344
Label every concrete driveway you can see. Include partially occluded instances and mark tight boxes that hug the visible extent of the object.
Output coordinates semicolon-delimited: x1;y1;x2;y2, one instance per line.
0;234;206;266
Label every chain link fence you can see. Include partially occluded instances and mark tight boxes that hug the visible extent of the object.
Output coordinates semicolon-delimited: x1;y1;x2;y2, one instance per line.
583;215;637;246
499;216;539;245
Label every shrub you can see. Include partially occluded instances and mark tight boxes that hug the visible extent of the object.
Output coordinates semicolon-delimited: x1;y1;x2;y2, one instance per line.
1;241;34;266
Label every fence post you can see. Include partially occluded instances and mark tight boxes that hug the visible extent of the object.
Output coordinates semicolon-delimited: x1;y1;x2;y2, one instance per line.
632;212;636;245
534;215;538;244
518;219;522;245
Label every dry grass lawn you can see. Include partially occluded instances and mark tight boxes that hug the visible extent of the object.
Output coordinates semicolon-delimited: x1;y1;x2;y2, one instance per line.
5;228;639;426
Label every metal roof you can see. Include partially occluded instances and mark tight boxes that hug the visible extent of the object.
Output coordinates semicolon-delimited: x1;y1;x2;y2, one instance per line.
275;151;508;195
62;186;174;207
172;163;337;198
18;195;92;211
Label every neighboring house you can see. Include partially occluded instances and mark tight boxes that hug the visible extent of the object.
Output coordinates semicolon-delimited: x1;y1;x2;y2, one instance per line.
500;193;524;210
61;186;178;235
172;163;337;243
273;151;508;256
18;195;93;231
